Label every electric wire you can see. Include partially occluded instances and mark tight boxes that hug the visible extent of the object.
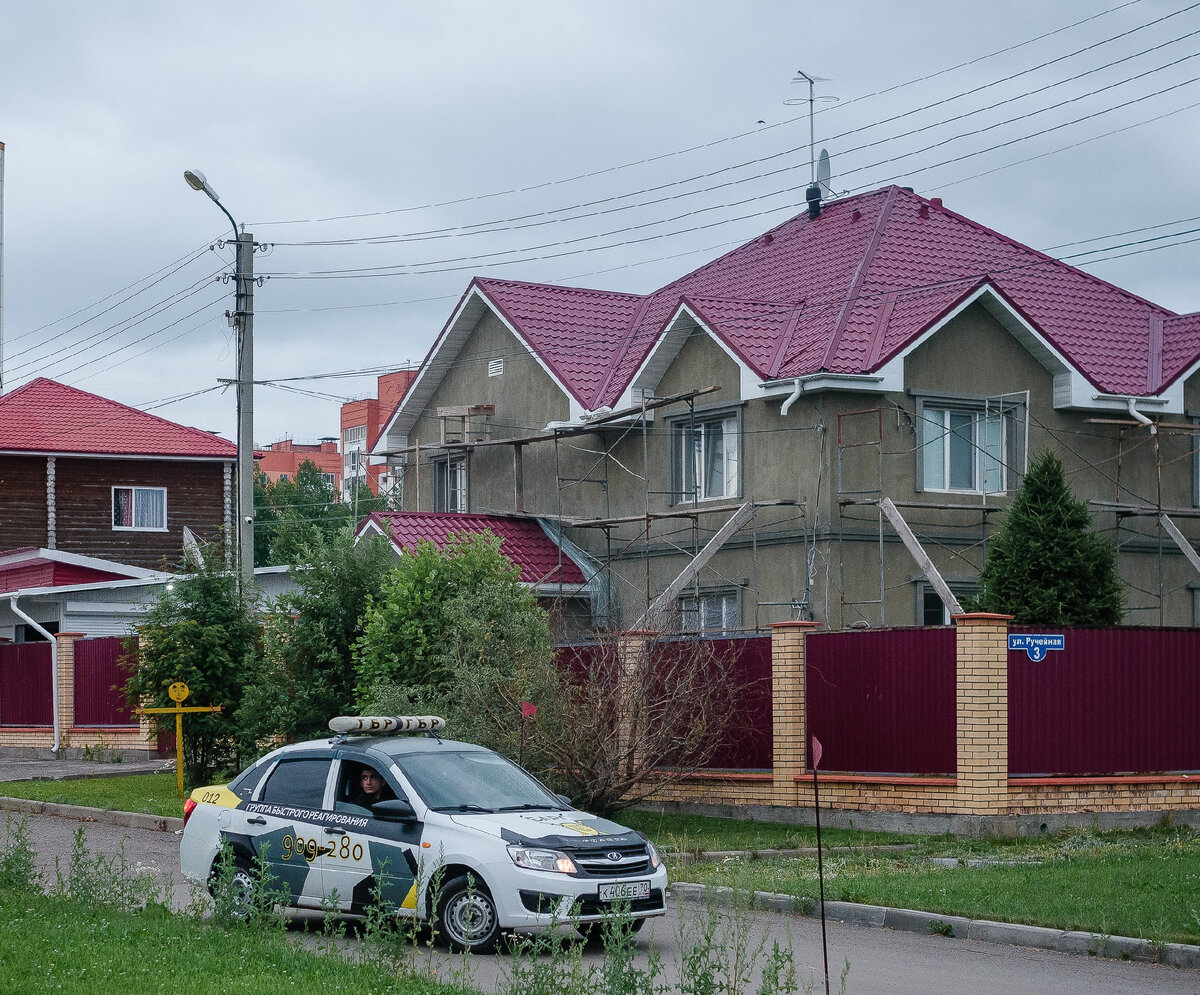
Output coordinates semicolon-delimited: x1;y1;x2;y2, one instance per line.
249;0;1153;229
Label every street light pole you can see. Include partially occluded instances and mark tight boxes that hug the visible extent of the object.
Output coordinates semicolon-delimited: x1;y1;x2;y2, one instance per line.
184;169;255;591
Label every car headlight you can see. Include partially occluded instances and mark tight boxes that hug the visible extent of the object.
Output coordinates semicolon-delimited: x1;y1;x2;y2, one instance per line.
646;840;661;870
507;845;577;874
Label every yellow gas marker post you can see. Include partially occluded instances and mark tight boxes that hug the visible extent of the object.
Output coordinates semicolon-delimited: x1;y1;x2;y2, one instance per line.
135;681;222;798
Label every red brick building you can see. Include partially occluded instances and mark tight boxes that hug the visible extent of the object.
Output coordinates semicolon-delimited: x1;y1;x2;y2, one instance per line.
257;438;342;492
340;369;416;501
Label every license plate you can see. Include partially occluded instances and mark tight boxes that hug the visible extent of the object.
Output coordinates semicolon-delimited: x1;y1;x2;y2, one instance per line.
598;880;650;902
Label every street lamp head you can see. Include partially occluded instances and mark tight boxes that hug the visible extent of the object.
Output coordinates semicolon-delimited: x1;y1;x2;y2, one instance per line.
183;169;219;203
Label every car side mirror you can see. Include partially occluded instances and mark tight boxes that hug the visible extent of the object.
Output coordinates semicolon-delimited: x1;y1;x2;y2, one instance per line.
373;798;417;822
556;793;573;808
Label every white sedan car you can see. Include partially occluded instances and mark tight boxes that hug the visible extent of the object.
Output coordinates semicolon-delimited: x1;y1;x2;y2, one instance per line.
180;716;667;952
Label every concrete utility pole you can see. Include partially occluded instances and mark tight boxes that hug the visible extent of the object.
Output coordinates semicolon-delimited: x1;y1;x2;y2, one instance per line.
184;170;255;590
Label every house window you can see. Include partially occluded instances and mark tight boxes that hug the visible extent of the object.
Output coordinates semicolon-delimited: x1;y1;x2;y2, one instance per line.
112;486;167;531
679;589;740;633
673;410;740;502
919;404;1010;494
433;456;467;513
919;582;977;625
322;472;336;488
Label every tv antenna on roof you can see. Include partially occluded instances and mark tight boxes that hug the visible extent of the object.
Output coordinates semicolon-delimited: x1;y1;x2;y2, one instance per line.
786;70;838;189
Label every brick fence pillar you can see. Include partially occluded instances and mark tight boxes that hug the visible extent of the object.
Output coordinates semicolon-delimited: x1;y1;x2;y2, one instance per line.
615;630;658;775
953;612;1011;815
770;620;821;805
54;632;87;749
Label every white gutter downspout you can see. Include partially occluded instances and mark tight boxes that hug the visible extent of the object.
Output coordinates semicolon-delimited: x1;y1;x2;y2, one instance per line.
780;378;803;416
9;595;60;753
1126;397;1156;435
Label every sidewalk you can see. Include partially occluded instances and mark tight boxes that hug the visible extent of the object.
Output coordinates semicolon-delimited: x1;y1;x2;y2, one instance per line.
0;755;171;783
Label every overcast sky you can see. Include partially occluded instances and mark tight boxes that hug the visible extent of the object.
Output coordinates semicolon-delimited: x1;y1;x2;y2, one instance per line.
3;1;1198;445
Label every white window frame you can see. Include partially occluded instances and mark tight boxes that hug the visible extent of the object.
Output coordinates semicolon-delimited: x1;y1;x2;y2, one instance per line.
678;588;741;633
672;408;741;503
916;395;1024;496
433;454;468;513
111;486;168;532
488;358;504;377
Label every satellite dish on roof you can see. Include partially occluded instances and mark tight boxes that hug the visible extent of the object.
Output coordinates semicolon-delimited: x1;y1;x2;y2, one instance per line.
816;149;834;200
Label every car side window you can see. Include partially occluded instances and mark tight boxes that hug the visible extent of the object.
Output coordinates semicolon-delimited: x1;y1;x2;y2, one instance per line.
259;758;331;809
336;759;400;813
229;758;272;800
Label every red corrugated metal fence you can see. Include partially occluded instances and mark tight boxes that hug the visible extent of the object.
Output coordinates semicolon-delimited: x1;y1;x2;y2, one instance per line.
806;628;957;774
0;642;54;726
1009;626;1200;775
73;637;137;727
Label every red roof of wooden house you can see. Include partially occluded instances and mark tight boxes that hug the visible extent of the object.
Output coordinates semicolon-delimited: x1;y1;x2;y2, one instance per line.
0;379;237;459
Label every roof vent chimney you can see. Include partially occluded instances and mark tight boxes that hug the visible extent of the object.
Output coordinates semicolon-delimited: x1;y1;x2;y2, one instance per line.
806;183;822;220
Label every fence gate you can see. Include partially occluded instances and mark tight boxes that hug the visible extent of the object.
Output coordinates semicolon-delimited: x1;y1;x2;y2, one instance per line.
0;642;54;726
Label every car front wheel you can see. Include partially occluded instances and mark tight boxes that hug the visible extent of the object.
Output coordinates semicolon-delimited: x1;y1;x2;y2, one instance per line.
436;874;500;954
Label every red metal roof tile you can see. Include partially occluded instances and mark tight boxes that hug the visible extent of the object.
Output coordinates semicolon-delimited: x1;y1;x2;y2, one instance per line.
462;186;1199;406
0;379;237;458
362;511;586;586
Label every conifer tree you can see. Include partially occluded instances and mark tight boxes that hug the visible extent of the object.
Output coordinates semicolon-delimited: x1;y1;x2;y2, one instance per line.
975;447;1122;624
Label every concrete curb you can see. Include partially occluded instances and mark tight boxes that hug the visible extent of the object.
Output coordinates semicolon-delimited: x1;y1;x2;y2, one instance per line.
0;796;183;833
666;844;915;865
670;882;1200;971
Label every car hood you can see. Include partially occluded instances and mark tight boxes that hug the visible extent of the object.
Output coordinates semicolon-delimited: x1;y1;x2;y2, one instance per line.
448;809;640;847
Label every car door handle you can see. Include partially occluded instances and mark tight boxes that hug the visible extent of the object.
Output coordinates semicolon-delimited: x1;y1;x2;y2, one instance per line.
324;827;346;836
247;816;267;826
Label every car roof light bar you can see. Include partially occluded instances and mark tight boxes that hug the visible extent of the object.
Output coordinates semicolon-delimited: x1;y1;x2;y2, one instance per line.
328;715;446;736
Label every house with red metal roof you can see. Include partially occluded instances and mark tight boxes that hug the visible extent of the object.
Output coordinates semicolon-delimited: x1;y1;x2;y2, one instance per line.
374;185;1200;633
356;510;595;639
0;378;237;574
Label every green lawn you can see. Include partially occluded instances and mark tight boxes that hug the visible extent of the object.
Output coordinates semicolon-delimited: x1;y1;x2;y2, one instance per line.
670;827;1200;945
621;809;912;852
0;886;474;995
0;773;184;819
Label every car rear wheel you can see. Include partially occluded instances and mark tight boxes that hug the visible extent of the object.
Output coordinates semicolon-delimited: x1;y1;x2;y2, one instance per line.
209;858;259;920
436;875;500;954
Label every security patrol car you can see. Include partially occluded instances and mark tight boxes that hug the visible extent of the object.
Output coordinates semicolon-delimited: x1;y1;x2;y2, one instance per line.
180;716;667;952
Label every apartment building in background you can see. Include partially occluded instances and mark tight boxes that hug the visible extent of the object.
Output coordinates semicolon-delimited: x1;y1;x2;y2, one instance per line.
340;369;416;502
257;438;342;492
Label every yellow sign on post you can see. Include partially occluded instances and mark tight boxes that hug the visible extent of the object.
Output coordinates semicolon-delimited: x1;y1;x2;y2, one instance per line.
135;681;222;798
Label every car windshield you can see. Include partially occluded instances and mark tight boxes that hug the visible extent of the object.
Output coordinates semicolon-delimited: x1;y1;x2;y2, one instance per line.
396;750;564;812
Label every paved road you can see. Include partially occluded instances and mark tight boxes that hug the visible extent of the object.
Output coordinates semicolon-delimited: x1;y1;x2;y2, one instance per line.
6;810;1196;994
